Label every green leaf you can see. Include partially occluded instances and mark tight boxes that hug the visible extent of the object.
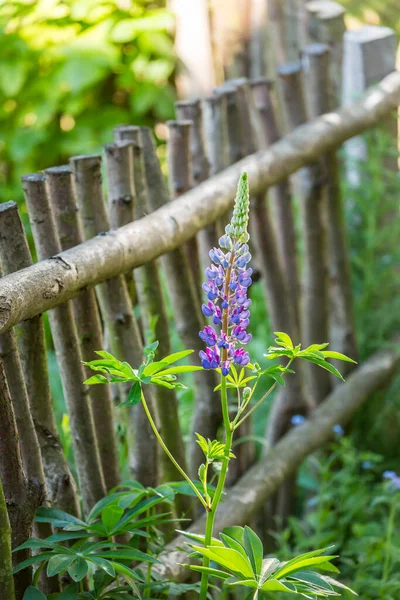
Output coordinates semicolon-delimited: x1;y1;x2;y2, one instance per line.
96;549;160;564
189;545;254;578
322;351;357;364
299;354;345;381
321;575;358;595
243;526;263;577
225;577;258;589
12;552;55;574
102;505;124;534
142;361;169;376
260;557;281;583
13;537;57;552
288;570;334;592
86;556;115;577
35;507;86;527
177;530;224;547
157;349;194;365
68;557;88;582
88;493;126;522
23;586;47;600
84;374;109;385
47;554;76;577
111;560;145;582
153;365;203;377
144;341;159;355
125;382;142;405
274;332;293;349
185;564;231;580
220;533;247;558
273;547;337;579
260;579;296;592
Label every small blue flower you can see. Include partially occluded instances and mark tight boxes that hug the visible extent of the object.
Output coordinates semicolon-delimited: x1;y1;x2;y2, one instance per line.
332;424;344;437
291;415;306;426
361;461;373;470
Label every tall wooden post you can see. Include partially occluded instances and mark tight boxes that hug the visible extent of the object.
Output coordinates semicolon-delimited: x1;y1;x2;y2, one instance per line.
342;25;397;186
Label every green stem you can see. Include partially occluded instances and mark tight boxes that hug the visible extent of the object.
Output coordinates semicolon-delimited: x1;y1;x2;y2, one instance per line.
233;359;294;430
141;391;208;510
200;377;233;600
381;497;397;594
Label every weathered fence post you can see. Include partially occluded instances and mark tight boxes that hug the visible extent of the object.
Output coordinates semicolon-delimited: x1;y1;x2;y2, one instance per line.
278;61;332;405
21;173;107;513
0;477;14;600
342;25;397;185
175;99;217;272
111;127;192;513
140;127;221;477
303;44;357;374
0;271;57;594
167;119;202;295
0;361;43;599
0;202;80;516
69;154;158;488
45;165;120;490
250;77;301;332
305;1;346;104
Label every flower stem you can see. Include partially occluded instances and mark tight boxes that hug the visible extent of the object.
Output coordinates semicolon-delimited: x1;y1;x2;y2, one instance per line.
199;376;233;600
141;391;208;510
233;359;294;429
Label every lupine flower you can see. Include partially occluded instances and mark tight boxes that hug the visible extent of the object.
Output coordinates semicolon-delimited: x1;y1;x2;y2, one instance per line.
199;173;252;376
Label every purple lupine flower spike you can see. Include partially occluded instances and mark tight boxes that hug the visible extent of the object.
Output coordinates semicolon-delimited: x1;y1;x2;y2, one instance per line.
199;172;251;376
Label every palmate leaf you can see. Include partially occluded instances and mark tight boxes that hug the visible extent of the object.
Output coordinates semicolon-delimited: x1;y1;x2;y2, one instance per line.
184;527;354;599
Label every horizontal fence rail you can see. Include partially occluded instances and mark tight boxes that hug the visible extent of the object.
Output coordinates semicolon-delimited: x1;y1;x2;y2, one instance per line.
0;70;399;334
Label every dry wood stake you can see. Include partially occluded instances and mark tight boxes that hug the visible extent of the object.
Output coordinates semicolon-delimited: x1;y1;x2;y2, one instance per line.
250;77;301;331
70;154;158;488
278;60;332;405
303;44;357;376
0;202;80;516
45;165;120;490
167;119;202;296
175;99;218;273
0;361;44;599
21;173;107;514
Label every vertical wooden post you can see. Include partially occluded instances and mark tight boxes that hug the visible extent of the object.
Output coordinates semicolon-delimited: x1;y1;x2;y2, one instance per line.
250;78;301;331
0;202;79;516
45;165;120;490
342;25;397;186
109;129;191;512
166;120;202;294
249;0;273;78
0;272;57;594
140;127;221;477
21;173;107;514
303;44;357;372
0;477;14;600
0;361;43;599
305;1;346;105
175;99;218;272
277;61;332;404
70;154;158;488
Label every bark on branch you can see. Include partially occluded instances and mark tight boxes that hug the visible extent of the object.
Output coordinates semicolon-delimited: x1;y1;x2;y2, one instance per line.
0;71;399;333
153;345;400;582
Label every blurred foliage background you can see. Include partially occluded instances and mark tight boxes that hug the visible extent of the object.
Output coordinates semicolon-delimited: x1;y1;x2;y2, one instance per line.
0;0;176;212
0;1;399;594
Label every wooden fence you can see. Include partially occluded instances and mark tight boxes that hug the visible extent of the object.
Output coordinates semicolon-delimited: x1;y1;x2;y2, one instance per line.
0;14;400;598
